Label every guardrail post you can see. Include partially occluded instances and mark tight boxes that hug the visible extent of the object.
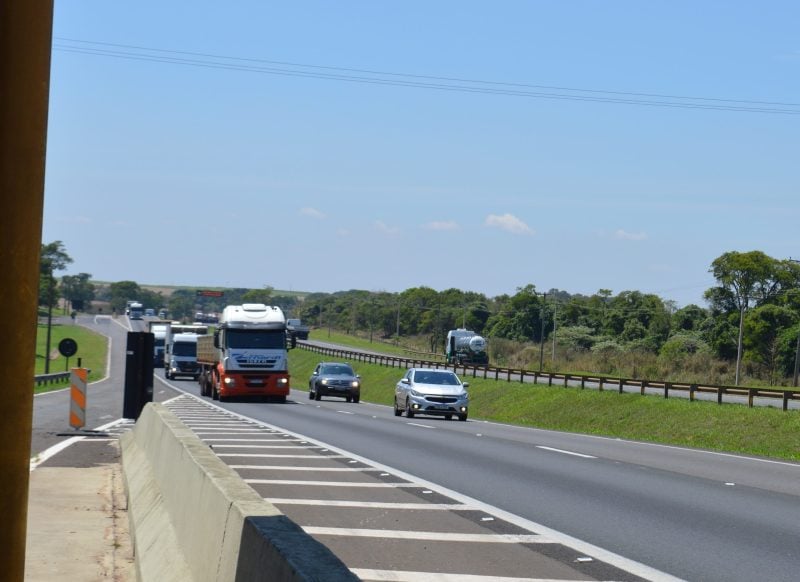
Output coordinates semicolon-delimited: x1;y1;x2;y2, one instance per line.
506;369;511;382
718;386;725;405
618;378;624;394
640;381;647;396
599;377;604;391
548;374;553;386
495;368;499;381
748;388;755;408
664;382;670;399
783;391;789;411
689;384;697;402
533;371;538;384
520;370;524;383
580;376;585;389
564;374;568;387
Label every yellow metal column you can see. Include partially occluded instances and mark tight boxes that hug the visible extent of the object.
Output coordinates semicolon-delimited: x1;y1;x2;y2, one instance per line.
0;1;54;579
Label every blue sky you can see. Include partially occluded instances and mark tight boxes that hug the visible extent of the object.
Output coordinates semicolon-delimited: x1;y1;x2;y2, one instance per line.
43;1;800;307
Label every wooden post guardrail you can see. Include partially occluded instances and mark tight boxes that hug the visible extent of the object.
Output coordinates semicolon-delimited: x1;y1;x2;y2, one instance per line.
296;341;800;411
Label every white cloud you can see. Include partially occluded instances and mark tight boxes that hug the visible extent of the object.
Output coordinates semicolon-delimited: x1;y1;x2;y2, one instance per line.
614;229;647;241
484;213;533;235
300;207;325;219
373;220;400;235
422;220;459;231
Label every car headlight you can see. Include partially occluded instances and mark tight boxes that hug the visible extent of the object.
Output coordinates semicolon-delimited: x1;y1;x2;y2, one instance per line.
351;381;360;388
461;391;469;399
321;379;328;385
410;389;423;397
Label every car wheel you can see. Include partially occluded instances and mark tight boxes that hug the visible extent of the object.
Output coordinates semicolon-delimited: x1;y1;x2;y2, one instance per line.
345;396;352;403
458;413;468;422
314;390;321;401
308;388;314;399
444;414;453;420
405;399;415;418
393;398;402;416
353;395;360;404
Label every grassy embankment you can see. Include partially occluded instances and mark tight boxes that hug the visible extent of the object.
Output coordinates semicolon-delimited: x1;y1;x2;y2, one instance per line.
291;330;800;462
34;323;108;393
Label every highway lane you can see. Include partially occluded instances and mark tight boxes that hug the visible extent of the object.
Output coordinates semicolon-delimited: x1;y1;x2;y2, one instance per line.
164;373;800;582
31;314;179;457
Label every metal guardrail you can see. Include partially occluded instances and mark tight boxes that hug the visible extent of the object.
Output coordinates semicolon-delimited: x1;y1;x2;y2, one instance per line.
34;370;91;387
299;342;800;411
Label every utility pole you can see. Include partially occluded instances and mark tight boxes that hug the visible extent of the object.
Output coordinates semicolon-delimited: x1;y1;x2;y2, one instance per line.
551;298;558;363
538;292;547;372
793;332;800;388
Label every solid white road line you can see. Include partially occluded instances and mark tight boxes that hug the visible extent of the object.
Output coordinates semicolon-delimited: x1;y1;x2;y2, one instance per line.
407;423;436;429
218;453;347;459
266;499;473;510
304;528;551;544
230;465;378;472
350;570;587;582
245;480;415;487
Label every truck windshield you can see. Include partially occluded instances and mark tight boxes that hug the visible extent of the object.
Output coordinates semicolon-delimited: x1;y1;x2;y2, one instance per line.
172;342;196;356
227;329;285;349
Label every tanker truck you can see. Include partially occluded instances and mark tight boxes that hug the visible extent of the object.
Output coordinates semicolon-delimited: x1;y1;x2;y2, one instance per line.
445;328;489;365
197;303;292;402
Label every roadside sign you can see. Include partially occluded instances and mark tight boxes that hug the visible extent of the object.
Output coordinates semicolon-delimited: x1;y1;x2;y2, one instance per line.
58;338;78;358
196;290;224;297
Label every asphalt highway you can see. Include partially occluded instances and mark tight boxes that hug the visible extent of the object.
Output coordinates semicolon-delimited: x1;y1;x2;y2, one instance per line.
31;319;800;581
167;366;800;582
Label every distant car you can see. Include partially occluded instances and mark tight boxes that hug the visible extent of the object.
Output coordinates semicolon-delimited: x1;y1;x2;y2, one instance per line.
309;362;361;403
394;368;469;421
145;308;155;317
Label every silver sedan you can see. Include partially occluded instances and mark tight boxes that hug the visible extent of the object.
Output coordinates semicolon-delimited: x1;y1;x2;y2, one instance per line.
394;368;469;421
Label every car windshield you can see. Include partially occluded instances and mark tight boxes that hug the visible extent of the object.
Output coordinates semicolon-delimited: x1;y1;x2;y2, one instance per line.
227;329;286;349
413;371;460;385
172;342;196;357
320;364;354;376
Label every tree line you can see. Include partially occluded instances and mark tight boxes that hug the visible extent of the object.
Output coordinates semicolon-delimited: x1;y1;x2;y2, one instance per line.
41;241;800;386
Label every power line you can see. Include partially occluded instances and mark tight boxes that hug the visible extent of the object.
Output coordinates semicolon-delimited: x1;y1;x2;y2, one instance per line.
52;38;800;115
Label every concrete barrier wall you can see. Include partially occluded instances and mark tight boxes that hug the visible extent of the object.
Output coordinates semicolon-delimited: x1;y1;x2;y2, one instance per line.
120;402;357;582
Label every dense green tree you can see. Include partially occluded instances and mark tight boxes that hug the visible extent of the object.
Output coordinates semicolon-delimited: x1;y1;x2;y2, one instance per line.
672;304;708;331
60;273;95;311
706;251;796;384
743;304;798;384
242;286;273;304
108;281;141;313
39;241;73;307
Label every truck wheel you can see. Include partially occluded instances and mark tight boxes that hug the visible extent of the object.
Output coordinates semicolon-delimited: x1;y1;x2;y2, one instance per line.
212;384;219;401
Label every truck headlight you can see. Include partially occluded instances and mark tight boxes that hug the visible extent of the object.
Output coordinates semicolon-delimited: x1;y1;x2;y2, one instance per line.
278;377;289;385
224;377;236;387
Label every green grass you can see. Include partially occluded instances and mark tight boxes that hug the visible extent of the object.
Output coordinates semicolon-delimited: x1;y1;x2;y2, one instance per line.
309;328;442;359
35;323;108;393
289;346;800;462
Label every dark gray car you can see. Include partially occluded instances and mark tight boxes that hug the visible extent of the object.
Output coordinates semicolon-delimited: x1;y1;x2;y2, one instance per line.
309;362;361;403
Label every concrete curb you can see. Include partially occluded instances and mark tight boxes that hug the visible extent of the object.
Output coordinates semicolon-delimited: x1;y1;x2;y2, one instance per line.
121;403;357;581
